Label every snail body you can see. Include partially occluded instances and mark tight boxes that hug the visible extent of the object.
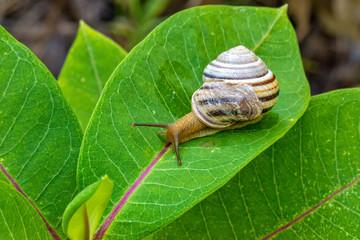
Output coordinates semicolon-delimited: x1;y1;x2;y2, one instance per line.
132;46;279;165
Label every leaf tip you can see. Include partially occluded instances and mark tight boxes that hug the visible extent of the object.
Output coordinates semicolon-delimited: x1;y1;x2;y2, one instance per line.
101;175;114;189
78;20;92;33
279;4;288;14
79;19;86;27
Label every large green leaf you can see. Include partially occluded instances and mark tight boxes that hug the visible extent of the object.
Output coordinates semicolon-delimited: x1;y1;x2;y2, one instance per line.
58;21;127;131
0;181;52;240
0;26;82;237
78;5;310;239
150;88;360;239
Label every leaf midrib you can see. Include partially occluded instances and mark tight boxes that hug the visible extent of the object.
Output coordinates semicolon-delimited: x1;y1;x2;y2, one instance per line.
0;164;61;239
263;175;360;239
82;27;102;95
252;5;287;52
92;143;171;240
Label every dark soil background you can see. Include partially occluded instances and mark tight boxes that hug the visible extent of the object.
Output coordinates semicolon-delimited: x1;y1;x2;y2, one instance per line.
1;0;359;95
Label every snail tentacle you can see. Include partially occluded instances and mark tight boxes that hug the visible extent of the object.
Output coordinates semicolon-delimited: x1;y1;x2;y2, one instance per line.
131;123;170;128
174;134;181;166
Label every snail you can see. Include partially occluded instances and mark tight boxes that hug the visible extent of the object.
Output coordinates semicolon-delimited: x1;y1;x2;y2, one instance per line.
132;46;279;166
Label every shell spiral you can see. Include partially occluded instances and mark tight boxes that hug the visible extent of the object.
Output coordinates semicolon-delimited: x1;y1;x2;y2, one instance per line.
191;46;279;128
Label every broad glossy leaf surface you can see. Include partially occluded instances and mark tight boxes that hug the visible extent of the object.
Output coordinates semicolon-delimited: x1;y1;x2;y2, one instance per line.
0;181;52;240
58;21;127;131
62;175;114;240
78;5;310;239
150;88;360;239
0;26;82;237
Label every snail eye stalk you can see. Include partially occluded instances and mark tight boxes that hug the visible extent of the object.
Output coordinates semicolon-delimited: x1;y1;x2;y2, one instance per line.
131;123;170;128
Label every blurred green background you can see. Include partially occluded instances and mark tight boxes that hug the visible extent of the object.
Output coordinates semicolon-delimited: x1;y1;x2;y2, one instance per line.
1;0;359;94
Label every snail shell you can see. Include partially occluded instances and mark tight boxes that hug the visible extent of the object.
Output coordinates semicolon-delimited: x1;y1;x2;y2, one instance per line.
191;46;279;128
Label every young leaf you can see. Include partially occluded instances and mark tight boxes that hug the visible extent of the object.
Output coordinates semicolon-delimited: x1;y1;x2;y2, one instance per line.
0;181;52;240
78;5;310;239
150;88;360;239
58;21;127;131
62;175;114;240
0;25;82;237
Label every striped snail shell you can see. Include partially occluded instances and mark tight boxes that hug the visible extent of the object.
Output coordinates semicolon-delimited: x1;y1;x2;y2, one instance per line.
132;45;279;166
191;46;279;128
